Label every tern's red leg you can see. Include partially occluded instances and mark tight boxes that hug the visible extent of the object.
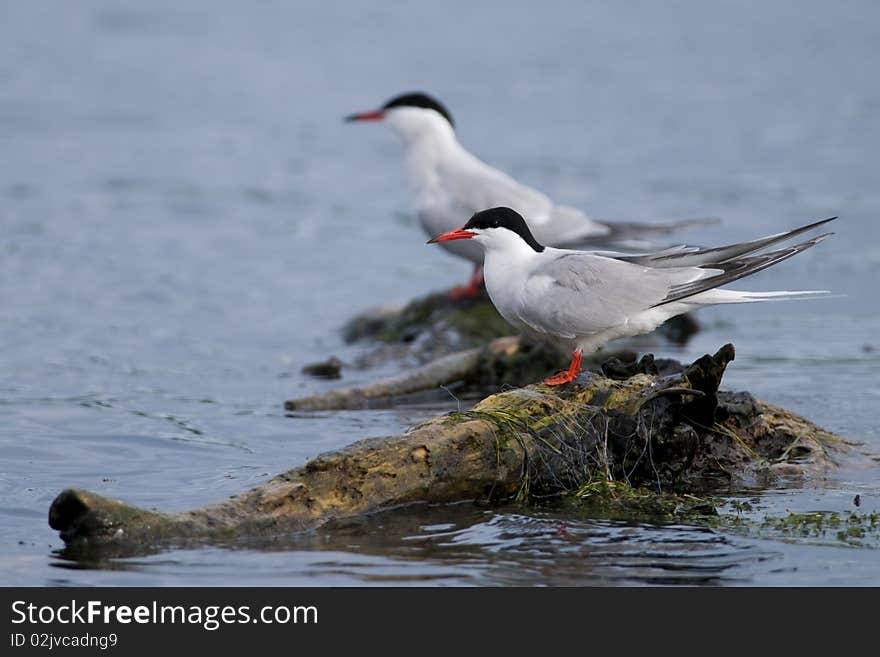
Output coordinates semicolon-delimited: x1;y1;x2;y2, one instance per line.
544;350;583;386
448;265;484;300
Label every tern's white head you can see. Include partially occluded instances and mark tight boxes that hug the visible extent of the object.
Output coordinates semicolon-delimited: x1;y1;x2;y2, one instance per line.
345;92;456;144
427;207;545;255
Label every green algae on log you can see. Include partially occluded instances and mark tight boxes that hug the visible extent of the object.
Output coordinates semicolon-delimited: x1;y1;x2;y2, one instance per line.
719;509;880;549
49;345;851;554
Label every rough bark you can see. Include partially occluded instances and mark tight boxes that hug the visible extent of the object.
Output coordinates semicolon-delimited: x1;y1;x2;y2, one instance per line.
288;336;573;410
288;346;484;411
49;345;851;555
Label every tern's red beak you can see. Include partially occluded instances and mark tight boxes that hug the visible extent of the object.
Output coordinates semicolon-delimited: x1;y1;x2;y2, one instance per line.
427;227;476;244
344;110;386;122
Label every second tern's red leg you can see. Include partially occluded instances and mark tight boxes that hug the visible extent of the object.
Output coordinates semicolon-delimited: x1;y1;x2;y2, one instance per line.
448;265;484;300
543;350;583;386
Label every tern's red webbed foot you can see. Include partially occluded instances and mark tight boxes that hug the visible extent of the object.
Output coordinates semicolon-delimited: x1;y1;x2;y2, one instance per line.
448;281;481;299
543;350;583;386
543;370;578;386
447;266;484;300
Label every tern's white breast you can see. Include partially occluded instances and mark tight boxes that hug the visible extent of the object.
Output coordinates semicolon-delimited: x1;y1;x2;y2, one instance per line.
481;244;542;335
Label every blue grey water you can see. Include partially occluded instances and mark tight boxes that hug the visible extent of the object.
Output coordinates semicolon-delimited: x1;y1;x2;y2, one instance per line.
1;0;878;585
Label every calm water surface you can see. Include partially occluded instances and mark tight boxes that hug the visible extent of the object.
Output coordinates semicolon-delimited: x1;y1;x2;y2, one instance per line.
1;0;878;585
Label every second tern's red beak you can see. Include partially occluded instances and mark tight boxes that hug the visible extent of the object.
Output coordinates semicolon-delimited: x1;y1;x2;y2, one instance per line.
427;227;476;244
344;110;386;122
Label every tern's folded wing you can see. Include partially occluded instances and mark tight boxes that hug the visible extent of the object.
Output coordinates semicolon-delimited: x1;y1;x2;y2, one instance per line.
439;154;554;223
515;253;701;337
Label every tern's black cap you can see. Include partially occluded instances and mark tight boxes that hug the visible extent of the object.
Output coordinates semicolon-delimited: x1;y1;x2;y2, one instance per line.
464;207;545;252
382;92;455;128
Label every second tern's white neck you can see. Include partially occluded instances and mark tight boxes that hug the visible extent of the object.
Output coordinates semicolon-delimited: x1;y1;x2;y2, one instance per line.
384;108;465;196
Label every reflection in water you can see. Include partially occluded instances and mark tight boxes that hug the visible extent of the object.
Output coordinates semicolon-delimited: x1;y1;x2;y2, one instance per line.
51;504;768;586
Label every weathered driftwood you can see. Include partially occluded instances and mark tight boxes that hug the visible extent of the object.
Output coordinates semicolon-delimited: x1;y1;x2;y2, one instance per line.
288;336;575;411
49;345;850;555
290;346;484;411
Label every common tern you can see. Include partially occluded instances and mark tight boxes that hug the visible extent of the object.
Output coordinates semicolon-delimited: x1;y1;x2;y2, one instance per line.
346;92;715;298
429;207;834;385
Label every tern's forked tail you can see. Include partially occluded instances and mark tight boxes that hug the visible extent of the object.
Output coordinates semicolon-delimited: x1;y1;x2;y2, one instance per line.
652;228;834;307
682;288;833;305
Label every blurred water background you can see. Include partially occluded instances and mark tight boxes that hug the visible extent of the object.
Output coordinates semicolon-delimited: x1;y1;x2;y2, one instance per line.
1;0;878;585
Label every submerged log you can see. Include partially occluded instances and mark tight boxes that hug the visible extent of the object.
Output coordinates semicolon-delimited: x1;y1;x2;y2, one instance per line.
49;345;851;555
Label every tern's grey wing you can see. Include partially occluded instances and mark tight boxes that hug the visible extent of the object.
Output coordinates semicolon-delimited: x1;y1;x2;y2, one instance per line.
515;252;700;337
449;163;553;217
653;231;833;306
433;150;613;244
533;205;609;243
615;217;837;269
443;166;610;244
440;155;554;222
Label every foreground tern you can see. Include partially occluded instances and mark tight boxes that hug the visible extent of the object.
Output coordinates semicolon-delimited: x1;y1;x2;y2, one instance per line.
346;92;715;298
429;207;834;385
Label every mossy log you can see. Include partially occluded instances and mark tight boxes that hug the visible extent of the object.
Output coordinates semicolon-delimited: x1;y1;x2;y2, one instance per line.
49;345;850;555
